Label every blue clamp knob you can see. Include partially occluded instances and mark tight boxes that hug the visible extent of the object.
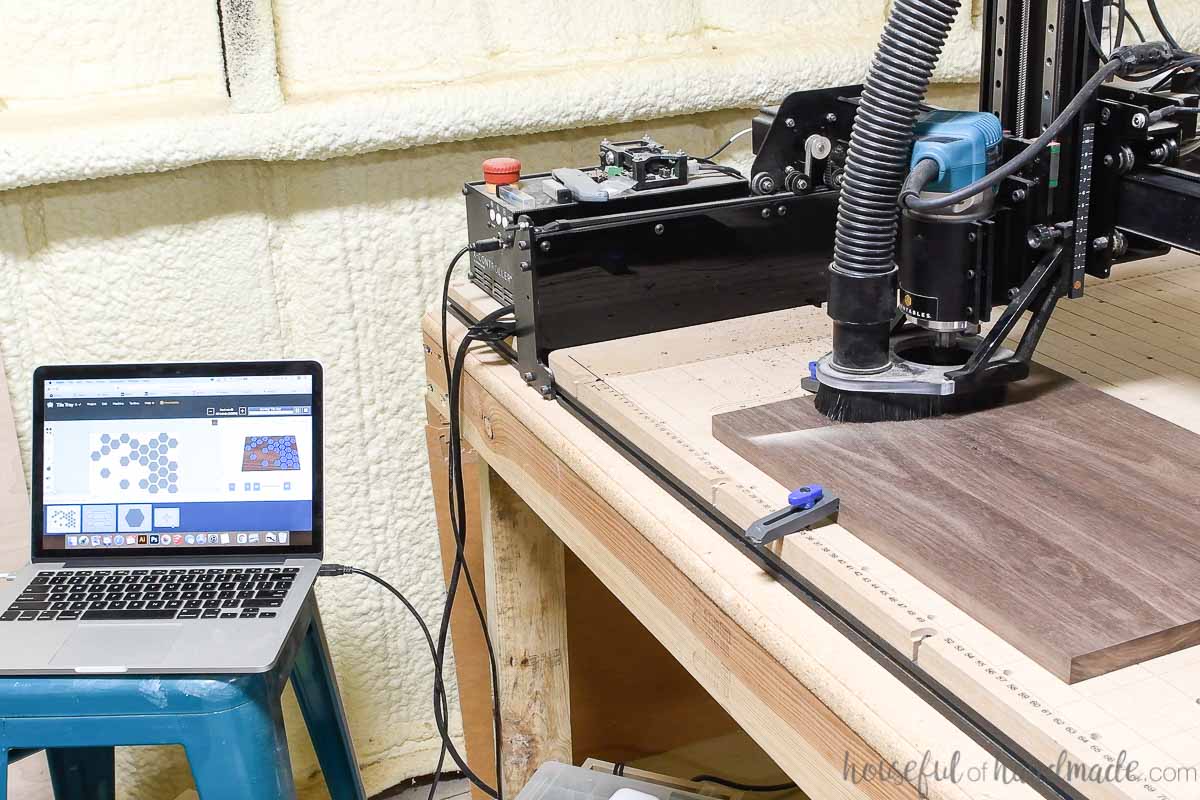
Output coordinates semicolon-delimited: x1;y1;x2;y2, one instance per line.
808;360;818;380
788;484;824;510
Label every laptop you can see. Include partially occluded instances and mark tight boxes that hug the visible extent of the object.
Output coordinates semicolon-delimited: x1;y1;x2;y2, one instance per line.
0;361;323;675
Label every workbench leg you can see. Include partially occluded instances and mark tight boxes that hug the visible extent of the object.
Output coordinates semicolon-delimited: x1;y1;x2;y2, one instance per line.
425;403;498;800
480;465;573;796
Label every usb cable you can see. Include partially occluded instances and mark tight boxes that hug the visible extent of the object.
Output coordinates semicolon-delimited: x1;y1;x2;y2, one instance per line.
317;563;498;799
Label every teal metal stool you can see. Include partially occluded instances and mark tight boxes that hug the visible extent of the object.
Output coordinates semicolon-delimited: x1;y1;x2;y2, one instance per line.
0;593;365;800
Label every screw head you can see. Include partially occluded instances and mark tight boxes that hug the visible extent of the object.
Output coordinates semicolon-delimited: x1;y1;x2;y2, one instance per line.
519;261;530;272
966;269;976;279
654;223;665;235
539;240;552;253
1100;107;1112;122
752;172;777;194
1011;188;1027;202
785;117;796;128
1091;236;1110;252
1112;230;1129;256
1103;154;1115;167
967;232;977;242
1132;112;1148;129
522;372;535;383
776;205;788;216
825;113;839;124
518;240;529;250
1008;287;1020;299
761;208;772;219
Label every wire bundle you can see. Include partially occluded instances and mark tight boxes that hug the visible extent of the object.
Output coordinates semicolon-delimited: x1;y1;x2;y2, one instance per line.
434;244;516;800
322;243;511;800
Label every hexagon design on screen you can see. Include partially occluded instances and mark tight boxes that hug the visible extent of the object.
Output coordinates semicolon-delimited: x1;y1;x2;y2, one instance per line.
242;436;300;471
49;507;78;531
92;432;180;493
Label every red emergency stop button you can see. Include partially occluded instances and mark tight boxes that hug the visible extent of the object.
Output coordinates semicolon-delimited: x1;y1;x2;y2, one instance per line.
482;157;521;186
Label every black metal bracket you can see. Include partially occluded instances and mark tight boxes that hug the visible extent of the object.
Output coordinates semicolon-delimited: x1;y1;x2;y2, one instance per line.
745;492;840;546
749;85;859;196
949;245;1068;389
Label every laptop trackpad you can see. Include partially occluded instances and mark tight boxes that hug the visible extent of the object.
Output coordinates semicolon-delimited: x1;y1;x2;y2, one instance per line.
51;624;183;671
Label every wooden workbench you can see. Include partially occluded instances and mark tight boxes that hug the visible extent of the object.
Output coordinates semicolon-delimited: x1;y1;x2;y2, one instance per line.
422;251;1200;800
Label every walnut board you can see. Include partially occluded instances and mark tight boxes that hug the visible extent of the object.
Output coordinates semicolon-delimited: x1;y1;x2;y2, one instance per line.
711;364;1200;684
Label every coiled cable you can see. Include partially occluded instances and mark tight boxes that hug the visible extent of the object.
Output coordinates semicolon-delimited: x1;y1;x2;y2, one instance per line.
902;58;1125;212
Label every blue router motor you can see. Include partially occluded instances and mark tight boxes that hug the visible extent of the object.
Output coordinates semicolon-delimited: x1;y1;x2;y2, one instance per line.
910;111;1004;195
897;110;1005;333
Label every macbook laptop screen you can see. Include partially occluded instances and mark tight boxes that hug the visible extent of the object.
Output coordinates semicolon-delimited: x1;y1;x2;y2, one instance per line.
33;364;321;558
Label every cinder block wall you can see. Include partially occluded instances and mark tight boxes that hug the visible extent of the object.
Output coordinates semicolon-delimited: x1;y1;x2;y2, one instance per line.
0;2;1193;797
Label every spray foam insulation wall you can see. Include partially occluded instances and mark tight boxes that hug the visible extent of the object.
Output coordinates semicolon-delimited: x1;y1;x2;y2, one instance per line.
0;1;1197;797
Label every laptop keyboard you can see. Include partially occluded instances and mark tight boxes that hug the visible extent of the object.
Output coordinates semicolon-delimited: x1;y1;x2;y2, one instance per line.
0;567;300;622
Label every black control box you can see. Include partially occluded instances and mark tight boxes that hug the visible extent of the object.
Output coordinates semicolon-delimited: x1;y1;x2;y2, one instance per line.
459;146;839;397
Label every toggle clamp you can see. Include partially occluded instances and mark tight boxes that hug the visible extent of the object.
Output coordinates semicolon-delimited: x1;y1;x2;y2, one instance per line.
745;484;840;546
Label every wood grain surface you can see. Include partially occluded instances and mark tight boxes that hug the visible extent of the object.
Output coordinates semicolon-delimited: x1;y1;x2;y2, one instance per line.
713;366;1200;683
480;466;573;794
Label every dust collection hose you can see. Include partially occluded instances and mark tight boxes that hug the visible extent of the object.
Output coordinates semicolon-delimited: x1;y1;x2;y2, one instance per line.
828;0;962;373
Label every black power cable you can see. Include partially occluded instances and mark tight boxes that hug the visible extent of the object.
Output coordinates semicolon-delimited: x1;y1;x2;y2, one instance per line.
1148;105;1200;123
696;162;747;180
441;245;473;390
1120;2;1147;44
902;57;1125;211
691;775;797;793
1150;56;1200;91
438;241;515;800
1111;0;1126;52
1087;0;1148;58
702;127;753;161
1104;0;1123;52
1083;0;1110;61
319;253;515;800
1145;0;1181;50
321;566;480;796
902;43;1187;213
319;565;458;800
692;127;753;182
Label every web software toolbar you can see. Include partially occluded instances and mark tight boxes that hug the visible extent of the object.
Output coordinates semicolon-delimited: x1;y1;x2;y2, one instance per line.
64;530;290;549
